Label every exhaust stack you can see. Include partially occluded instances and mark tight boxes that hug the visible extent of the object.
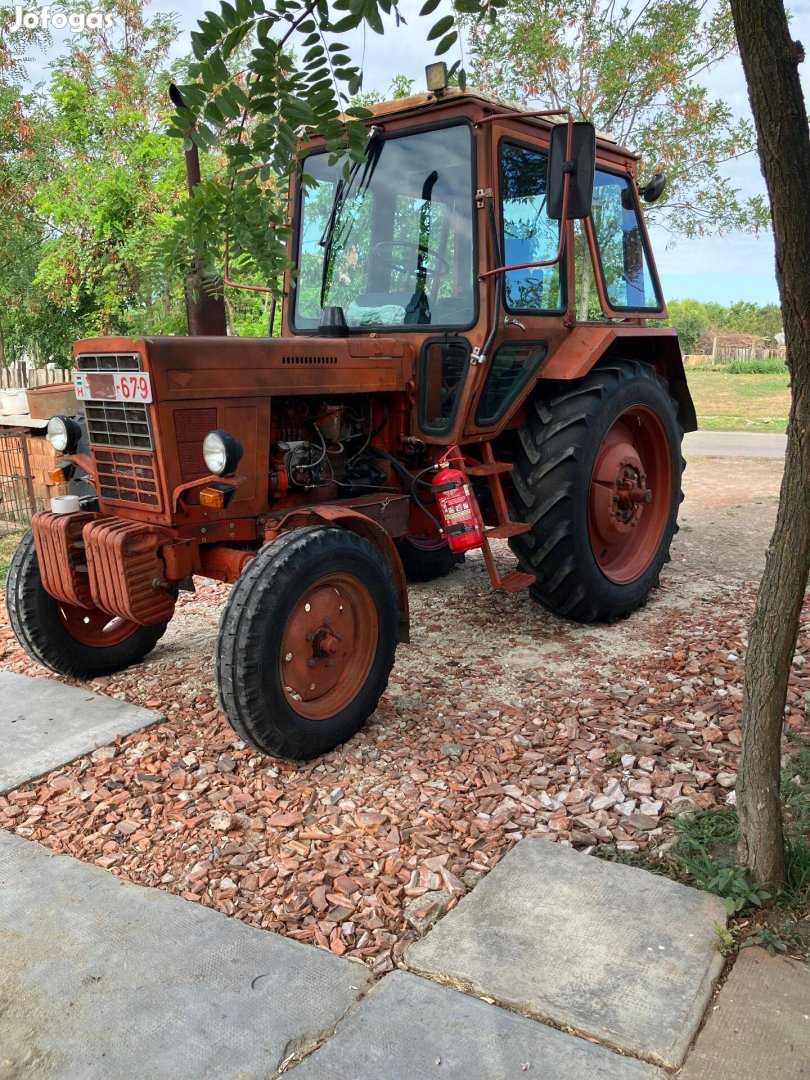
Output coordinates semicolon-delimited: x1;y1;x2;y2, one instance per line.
169;84;228;337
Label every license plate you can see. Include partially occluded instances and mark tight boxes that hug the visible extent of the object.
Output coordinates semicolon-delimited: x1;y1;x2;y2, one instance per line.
74;371;152;404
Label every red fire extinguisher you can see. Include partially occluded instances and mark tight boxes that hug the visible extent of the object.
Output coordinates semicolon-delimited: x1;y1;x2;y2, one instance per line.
432;465;485;554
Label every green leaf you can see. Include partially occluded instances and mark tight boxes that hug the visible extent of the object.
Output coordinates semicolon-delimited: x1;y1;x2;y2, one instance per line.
222;23;251;58
419;0;441;13
434;30;458;55
427;15;454;40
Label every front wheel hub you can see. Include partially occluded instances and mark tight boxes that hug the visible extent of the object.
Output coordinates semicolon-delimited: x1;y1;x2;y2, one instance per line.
279;574;378;721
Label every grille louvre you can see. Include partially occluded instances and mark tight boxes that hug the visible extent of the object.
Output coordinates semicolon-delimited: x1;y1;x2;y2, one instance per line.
77;353;153;451
95;449;160;509
85;401;152;450
281;355;338;365
76;353;141;373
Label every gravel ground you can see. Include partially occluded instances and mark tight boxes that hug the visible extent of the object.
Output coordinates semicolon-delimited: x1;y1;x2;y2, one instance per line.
1;456;807;973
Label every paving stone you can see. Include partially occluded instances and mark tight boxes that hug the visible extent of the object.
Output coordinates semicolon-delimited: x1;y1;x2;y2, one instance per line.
680;946;809;1079
287;970;665;1080
0;672;163;793
0;832;371;1080
406;837;726;1069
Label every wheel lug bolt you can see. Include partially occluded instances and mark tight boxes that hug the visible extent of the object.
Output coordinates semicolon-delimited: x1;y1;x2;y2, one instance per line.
307;659;317;668
306;632;315;643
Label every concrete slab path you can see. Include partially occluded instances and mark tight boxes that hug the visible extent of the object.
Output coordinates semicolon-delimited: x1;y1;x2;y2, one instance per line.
680;946;809;1079
683;430;787;459
0;831;371;1080
287;970;666;1080
406;838;727;1069
0;672;162;794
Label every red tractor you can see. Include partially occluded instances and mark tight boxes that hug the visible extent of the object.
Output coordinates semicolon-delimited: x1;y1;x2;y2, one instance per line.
7;74;694;760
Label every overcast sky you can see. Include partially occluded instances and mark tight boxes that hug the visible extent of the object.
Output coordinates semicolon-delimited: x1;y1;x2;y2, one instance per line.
15;0;810;306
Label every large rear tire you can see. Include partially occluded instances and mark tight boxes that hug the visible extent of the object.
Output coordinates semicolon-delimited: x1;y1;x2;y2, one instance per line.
216;526;398;760
6;529;169;678
509;359;684;623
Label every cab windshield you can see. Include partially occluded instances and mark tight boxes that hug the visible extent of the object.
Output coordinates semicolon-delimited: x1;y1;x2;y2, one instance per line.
293;123;475;331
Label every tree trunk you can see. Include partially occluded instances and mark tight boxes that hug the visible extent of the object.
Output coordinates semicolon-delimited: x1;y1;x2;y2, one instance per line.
729;0;810;885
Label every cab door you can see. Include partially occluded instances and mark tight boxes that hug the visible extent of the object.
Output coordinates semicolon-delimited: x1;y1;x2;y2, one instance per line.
464;121;572;438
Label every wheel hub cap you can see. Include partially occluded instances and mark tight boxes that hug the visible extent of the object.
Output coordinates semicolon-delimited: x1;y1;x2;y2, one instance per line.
279;574;378;721
588;406;672;585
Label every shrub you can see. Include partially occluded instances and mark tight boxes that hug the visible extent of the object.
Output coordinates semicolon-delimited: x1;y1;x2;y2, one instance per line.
726;358;788;374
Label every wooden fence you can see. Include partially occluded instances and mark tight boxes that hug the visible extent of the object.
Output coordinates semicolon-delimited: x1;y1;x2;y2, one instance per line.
1;365;72;389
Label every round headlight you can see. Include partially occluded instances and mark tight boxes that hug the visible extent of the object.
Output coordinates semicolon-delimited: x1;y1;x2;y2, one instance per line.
46;415;81;454
202;430;243;476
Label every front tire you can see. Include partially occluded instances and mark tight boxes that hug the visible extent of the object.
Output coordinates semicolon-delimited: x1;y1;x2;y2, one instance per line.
6;529;168;678
510;359;684;623
216;526;398;760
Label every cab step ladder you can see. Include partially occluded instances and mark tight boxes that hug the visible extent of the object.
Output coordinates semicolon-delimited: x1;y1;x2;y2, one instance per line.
458;444;536;594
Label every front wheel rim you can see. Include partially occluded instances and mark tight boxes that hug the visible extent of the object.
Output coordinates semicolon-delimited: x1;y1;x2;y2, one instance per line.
56;603;141;647
278;573;378;721
588;405;673;585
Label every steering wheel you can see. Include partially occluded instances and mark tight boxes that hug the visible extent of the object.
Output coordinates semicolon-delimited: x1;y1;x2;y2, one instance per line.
372;240;451;275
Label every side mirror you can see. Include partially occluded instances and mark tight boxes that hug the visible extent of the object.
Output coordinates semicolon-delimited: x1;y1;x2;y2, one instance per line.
641;173;667;203
547;121;596;220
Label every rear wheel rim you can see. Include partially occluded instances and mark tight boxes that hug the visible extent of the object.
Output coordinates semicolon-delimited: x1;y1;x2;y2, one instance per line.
279;573;378;721
588;404;673;585
56;603;141;647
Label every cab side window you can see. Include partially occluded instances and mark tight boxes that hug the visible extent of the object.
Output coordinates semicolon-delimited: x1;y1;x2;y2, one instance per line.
500;141;563;313
590;169;662;311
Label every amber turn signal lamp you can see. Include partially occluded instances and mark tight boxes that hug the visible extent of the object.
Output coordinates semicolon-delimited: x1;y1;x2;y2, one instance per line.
199;482;236;510
199;487;225;509
48;461;76;484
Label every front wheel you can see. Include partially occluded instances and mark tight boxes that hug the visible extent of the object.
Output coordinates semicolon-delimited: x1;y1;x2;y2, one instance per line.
510;359;684;623
216;526;399;760
6;529;169;678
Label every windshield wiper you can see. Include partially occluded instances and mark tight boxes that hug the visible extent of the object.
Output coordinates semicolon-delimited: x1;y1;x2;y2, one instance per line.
319;125;384;310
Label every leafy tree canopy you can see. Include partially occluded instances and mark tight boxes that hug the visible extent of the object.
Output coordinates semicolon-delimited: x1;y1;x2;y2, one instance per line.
465;0;770;240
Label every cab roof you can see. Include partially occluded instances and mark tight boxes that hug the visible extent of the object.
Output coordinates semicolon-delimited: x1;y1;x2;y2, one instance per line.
362;87;635;159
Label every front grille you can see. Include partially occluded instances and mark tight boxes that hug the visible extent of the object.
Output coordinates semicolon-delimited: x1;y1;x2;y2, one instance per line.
77;353;153;451
95;449;161;509
85;401;152;450
174;408;217;484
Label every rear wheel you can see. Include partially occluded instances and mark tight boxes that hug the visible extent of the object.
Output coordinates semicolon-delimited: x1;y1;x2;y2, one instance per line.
216;526;398;760
6;529;168;678
395;534;461;582
510;359;684;623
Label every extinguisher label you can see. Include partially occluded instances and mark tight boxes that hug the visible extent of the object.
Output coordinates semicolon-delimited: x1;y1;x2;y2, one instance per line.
433;470;484;553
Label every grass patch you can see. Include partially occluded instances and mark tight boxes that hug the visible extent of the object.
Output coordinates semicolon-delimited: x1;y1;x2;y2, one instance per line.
726;358;788;375
597;738;809;958
0;531;22;587
687;369;791;434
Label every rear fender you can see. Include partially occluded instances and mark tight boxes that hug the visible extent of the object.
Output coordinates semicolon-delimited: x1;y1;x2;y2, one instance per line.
265;507;410;644
540;326;697;432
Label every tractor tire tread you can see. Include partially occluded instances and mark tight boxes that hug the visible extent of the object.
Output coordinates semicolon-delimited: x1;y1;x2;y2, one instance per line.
510;358;685;624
